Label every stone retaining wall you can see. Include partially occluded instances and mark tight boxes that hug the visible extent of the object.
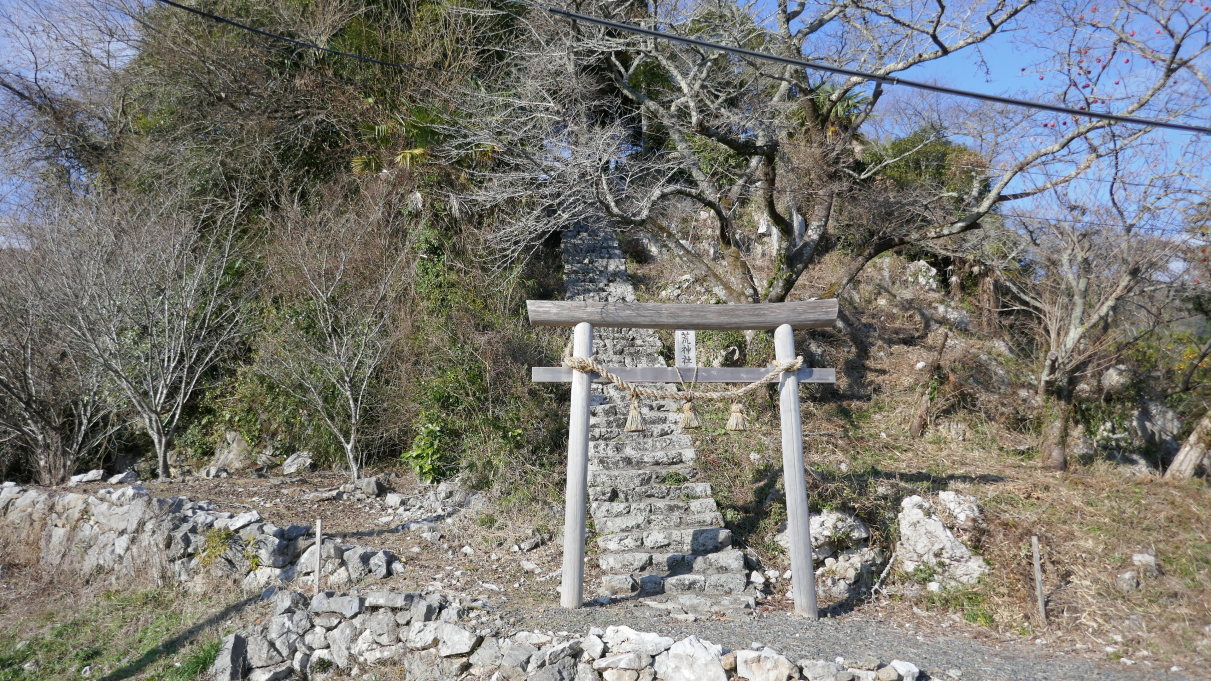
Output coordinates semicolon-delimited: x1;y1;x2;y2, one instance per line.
218;585;924;681
0;481;397;592
0;481;988;681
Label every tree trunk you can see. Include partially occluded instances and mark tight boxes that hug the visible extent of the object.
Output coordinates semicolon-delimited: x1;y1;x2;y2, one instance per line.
33;430;67;486
345;442;360;482
1165;411;1211;480
1040;396;1073;471
152;430;170;479
978;270;999;331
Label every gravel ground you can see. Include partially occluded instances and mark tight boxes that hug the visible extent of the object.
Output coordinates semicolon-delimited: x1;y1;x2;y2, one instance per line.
499;600;1201;681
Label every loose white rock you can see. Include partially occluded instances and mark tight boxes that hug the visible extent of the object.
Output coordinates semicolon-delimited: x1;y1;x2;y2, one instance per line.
896;494;987;585
653;635;726;681
735;647;798;681
70;469;105;484
281;452;313;474
890;659;920;681
601;626;673;656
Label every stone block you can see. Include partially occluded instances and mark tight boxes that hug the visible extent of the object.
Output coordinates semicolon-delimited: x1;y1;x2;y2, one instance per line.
209;634;247;681
663;574;705;592
309;593;363;618
600;574;639;596
364;590;418;609
705;573;748;594
736;648;798;681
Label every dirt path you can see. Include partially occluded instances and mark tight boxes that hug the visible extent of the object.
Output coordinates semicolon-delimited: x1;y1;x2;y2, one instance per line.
502;601;1197;681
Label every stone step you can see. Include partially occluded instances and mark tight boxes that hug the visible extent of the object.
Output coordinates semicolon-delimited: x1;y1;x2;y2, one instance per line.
596;511;724;534
589;425;686;441
588;437;693;453
588;482;713;503
586;340;664;353
589;450;695;470
591;402;686;419
588;467;696;489
596;526;731;553
599;571;749;597
598;548;745;575
591;416;683;432
591;498;717;518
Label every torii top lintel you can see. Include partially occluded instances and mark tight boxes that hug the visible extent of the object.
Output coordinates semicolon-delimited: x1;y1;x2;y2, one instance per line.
525;299;839;330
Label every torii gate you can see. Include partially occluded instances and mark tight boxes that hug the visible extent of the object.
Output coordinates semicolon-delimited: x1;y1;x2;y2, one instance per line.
527;299;838;618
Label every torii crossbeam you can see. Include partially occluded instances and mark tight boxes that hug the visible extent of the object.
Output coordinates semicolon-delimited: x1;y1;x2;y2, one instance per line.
527;299;839;618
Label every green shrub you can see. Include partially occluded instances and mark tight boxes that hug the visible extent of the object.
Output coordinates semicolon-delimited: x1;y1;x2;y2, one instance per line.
924;584;995;626
402;421;454;484
198;529;235;566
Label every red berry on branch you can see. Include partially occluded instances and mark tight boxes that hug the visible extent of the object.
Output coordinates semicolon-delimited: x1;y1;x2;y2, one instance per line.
1129;31;1135;36
1123;58;1130;63
1114;80;1120;84
1039;75;1045;80
1156;29;1162;33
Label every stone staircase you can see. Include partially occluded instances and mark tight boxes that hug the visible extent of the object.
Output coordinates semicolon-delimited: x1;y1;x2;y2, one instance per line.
561;224;752;609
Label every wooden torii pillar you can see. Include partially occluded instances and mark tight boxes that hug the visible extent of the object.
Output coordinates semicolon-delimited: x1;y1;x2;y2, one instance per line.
527;299;839;618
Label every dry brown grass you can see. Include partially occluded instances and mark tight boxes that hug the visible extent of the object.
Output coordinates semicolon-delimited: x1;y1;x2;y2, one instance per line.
689;363;1211;668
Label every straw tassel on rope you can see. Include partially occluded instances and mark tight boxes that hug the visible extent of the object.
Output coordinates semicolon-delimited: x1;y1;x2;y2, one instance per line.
679;402;701;429
726;403;749;431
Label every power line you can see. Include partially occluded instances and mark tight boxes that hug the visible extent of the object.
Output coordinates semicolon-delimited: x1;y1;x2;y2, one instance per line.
151;0;426;71
531;3;1211;137
151;0;1211;137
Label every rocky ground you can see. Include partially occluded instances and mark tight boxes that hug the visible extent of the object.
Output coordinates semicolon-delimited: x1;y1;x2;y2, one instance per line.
43;468;1204;681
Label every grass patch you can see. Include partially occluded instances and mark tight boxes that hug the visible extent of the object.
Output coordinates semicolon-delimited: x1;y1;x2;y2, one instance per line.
0;589;232;681
924;585;995;626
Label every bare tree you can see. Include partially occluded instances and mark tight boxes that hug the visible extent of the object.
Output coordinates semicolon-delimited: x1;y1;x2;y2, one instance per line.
257;181;410;482
994;171;1205;470
0;0;138;196
0;249;116;484
24;189;250;478
448;0;1208;304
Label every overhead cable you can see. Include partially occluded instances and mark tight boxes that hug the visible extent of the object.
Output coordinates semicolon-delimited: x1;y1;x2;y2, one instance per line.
530;3;1211;136
151;0;426;71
